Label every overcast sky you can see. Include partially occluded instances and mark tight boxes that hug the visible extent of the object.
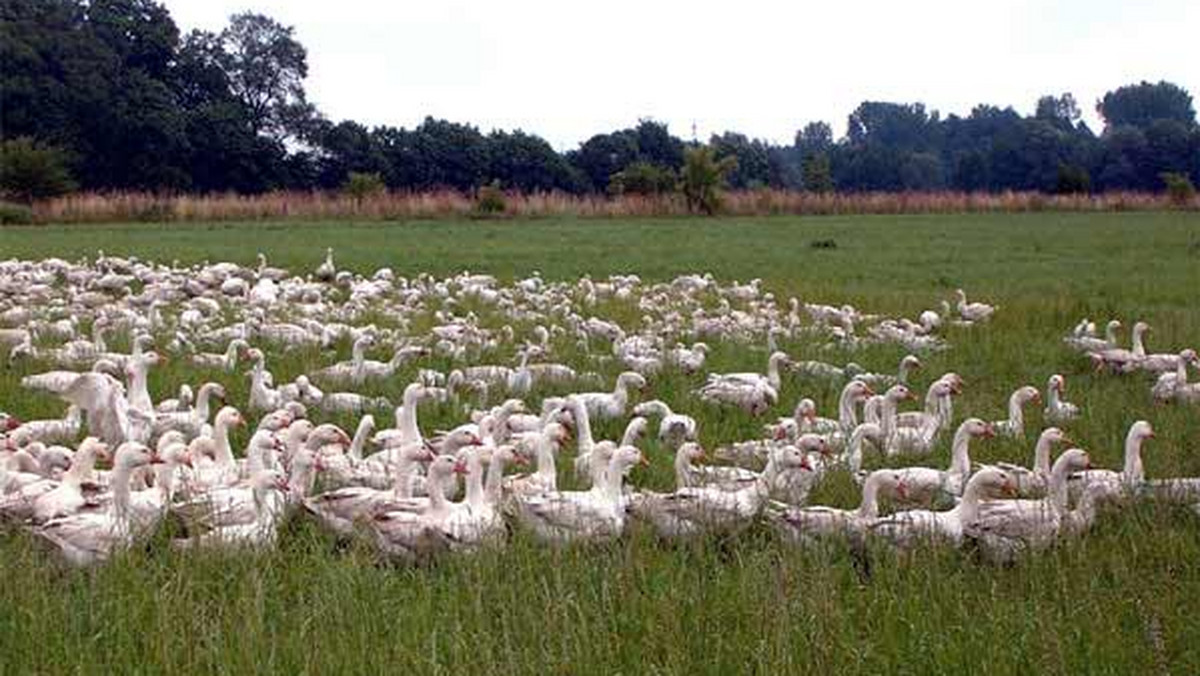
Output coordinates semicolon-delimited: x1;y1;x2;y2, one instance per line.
161;0;1200;150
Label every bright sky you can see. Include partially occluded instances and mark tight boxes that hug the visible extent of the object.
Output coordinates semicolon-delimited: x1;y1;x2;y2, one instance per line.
162;0;1200;150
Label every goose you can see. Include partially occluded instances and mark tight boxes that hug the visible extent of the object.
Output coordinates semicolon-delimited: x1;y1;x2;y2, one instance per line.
890;418;996;507
173;469;289;550
315;248;336;282
368;454;468;562
312;334;375;385
575;371;646;421
1064;319;1120;353
357;346;430;381
503;422;569;500
632;400;697;446
60;372;133;445
438;444;524;552
954;288;996;322
1043;374;1080;424
883;383;955;456
671;441;759;491
319;391;390;414
851;355;922;390
303;444;435;537
124;351;163;415
992;385;1041;439
189;338;250;371
843;422;885;478
22;438;109;523
246;349;281;411
1151;350;1198;402
255;252;289;281
870;467;1017;549
152;382;225;439
995;427;1071;498
1138;345;1197;376
155;384;194;413
969;448;1093;561
1067;420;1154;501
629;444;811;539
34;442;163;566
1088;321;1149;372
667;342;709;374
766;469;907;545
186;407;246;491
20;359;120;395
516;445;646;544
895;375;960;430
710;351;791;391
6;406;83;446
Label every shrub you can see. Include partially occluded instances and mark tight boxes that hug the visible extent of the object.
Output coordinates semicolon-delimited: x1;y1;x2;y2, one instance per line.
0;137;76;203
342;171;385;206
1056;164;1092;194
680;146;737;215
0;200;34;224
475;180;507;216
608;162;677;196
1160;172;1195;206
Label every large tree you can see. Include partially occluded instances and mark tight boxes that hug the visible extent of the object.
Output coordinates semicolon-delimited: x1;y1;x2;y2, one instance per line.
217;12;313;142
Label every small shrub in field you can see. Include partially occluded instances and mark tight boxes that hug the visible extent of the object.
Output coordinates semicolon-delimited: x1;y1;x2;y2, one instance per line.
0;200;34;224
608;162;677;196
809;238;837;249
476;181;507;215
0;137;76;203
1160;172;1195;206
681;146;737;215
343;172;385;206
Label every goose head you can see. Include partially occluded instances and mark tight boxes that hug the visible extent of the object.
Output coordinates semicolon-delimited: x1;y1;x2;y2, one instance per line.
966;466;1017;499
775;444;814;472
215;407;246;429
1048;374;1067;393
900;355;923;371
884;384;916;403
1015;385;1041;405
1127;420;1155;443
1038;427;1071;448
796;433;830;457
794;398;818;423
113;441;162;470
1054;448;1092;474
958;418;996;440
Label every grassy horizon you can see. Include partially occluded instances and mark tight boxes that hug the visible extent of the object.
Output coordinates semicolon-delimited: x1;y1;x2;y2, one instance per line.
2;212;1200;674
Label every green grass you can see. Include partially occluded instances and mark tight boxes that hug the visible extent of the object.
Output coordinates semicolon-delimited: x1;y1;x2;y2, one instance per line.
2;212;1200;674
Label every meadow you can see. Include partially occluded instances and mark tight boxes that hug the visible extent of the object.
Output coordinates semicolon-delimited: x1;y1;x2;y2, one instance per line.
1;211;1200;674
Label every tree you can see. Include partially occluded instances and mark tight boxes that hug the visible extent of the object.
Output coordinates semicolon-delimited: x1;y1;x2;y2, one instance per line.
801;153;833;193
680;146;736;215
1097;81;1196;132
710;132;771;189
1036;93;1081;126
218;12;311;141
608;161;676;195
0;137;77;202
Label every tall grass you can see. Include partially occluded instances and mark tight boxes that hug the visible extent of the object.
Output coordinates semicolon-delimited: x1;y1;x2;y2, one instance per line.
2;213;1200;673
28;189;1199;224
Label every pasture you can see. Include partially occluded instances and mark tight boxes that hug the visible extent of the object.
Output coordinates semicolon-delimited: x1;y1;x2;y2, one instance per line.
1;212;1200;674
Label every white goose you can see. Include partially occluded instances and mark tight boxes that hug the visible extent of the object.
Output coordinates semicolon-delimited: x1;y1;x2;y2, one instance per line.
767;469;907;545
1043;374;1079;424
954;288;996;322
870;467;1016;549
189;338;250;372
891;418;996;507
173;469;289;550
152;382;225;439
629;444;810;539
1150;350;1198;402
992;385;1041;439
969;448;1093;561
575;371;646;420
34;442;162;566
20;438;109;523
368;454;468;561
995;427;1071;498
516;445;646;544
632;399;697;446
1067;420;1154;502
303;444;434;537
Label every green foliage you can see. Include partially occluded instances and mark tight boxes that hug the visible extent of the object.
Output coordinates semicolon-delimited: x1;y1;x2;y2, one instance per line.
1055;163;1092;194
608;162;677;195
0;201;35;225
1098;81;1197;131
681;146;737;215
0;137;76;203
342;171;385;204
1160;172;1196;205
475;180;507;215
802;152;834;193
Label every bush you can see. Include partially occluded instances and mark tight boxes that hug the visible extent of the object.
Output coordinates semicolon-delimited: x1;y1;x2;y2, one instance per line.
1056;163;1091;194
342;171;385;205
1160;172;1196;206
475;180;507;215
680;146;737;215
608;162;677;196
0;200;34;225
0;137;76;203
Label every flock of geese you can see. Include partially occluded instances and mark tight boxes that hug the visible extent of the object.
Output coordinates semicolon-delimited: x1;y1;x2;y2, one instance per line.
0;250;1196;567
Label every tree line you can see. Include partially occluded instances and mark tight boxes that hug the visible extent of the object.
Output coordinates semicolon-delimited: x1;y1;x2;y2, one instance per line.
2;0;1198;202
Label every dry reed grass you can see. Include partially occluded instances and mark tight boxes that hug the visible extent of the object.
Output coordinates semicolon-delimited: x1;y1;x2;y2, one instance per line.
28;189;1197;224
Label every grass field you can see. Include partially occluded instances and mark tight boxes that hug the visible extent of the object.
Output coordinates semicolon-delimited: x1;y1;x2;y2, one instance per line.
2;212;1200;674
